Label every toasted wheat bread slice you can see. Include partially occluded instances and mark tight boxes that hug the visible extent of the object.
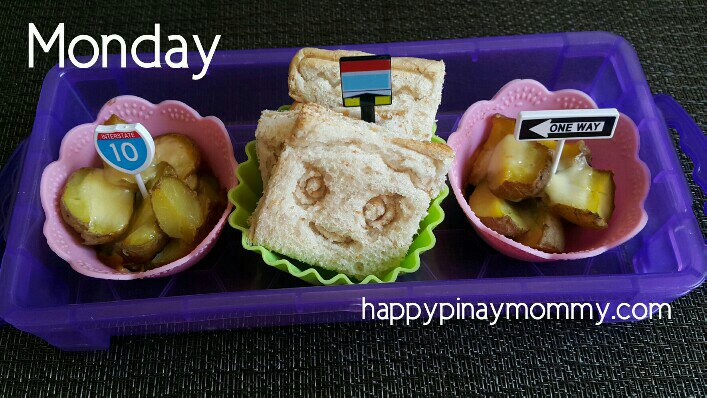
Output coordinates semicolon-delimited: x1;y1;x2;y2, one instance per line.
254;109;299;186
288;104;452;198
249;104;454;278
288;48;445;141
254;104;449;190
253;105;397;187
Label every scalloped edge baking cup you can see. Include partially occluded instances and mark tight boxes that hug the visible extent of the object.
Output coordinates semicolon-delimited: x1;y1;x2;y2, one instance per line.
228;135;449;286
40;95;237;279
448;79;650;261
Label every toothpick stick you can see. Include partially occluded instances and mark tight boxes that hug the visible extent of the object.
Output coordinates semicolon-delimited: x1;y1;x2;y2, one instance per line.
136;173;148;199
550;139;565;175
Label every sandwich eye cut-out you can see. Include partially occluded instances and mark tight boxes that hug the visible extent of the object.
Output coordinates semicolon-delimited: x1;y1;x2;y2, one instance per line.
364;195;400;230
295;167;327;206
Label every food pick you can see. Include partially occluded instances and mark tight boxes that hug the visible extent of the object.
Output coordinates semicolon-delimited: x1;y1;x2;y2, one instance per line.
339;55;392;123
94;123;155;198
513;108;620;174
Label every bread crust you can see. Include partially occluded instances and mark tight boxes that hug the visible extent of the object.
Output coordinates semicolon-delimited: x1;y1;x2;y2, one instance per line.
254;109;301;185
390;137;455;161
288;48;371;103
288;48;445;140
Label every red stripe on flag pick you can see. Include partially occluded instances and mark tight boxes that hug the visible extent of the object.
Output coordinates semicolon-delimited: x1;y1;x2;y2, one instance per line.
340;59;391;73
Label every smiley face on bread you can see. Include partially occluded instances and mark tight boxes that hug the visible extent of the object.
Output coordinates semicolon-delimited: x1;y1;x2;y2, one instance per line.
249;104;454;278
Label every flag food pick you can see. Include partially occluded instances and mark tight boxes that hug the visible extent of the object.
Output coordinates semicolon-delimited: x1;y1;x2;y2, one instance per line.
94;123;156;198
339;55;392;123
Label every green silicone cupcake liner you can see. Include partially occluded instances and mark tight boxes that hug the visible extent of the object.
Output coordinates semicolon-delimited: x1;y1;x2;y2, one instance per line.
228;128;448;286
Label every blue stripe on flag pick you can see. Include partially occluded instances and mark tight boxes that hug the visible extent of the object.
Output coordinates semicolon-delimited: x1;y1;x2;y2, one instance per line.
341;71;391;92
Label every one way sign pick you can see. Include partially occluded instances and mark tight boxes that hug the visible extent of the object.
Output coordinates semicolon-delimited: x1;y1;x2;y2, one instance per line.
513;108;620;174
514;108;619;141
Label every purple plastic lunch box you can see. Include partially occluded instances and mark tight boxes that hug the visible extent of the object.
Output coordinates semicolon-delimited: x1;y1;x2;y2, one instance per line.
0;32;704;351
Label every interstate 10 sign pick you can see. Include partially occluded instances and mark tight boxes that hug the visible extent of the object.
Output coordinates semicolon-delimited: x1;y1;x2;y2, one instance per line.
94;123;155;197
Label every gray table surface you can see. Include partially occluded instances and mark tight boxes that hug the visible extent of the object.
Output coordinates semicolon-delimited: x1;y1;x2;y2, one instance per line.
0;1;704;396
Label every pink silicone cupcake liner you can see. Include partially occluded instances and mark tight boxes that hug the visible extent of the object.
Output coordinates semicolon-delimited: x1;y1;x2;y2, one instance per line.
40;96;238;279
448;79;651;262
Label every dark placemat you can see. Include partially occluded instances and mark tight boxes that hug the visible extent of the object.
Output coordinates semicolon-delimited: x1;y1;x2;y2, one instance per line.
0;1;704;397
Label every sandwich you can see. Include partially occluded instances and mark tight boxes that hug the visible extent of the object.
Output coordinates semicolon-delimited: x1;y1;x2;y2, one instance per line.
288;48;445;141
249;104;454;278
